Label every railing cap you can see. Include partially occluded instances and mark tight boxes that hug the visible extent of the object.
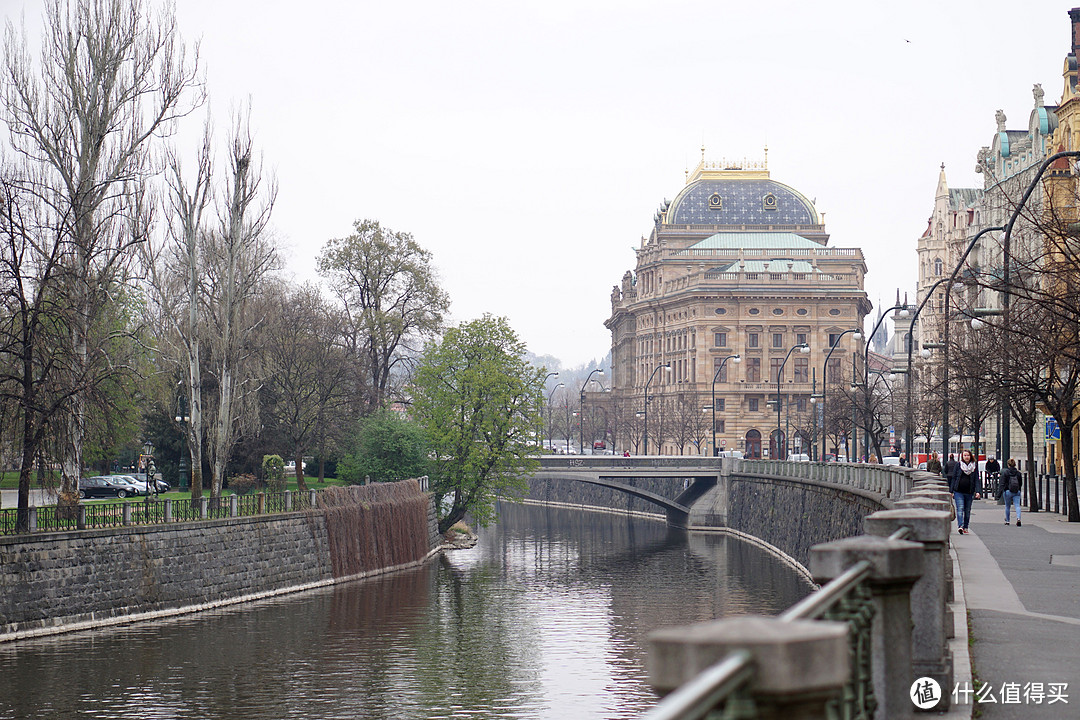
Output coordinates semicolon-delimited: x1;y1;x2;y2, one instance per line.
810;535;925;584
649;615;849;695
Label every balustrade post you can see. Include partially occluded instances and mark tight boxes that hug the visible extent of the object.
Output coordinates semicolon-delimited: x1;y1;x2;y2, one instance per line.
309;489;317;508
811;535;924;720
199;497;208;519
77;505;86;530
164;499;172;523
230;495;239;517
257;492;265;515
864;509;954;711
28;507;36;533
122;502;131;526
285;489;292;512
648;615;849;719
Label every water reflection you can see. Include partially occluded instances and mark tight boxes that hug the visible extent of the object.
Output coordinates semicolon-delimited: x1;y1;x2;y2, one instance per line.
0;503;812;720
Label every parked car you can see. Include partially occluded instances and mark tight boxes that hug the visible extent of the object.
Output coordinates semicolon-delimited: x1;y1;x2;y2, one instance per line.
882;456;902;466
78;476;135;499
787;453;810;462
108;475;150;496
130;472;169;493
593;441;606;450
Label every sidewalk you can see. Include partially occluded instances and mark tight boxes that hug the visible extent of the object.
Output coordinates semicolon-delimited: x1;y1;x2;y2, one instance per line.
951;496;1080;718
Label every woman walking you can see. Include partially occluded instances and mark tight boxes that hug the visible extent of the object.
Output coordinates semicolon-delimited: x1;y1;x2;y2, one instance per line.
949;449;981;534
1000;458;1023;527
926;452;942;475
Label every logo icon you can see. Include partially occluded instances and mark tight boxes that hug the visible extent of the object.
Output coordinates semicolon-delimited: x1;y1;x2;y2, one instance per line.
911;677;942;709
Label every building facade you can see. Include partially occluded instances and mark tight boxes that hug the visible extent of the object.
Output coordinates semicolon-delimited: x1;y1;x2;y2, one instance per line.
605;156;870;457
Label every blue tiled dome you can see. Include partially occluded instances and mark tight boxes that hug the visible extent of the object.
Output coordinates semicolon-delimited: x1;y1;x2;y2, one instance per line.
666;178;819;226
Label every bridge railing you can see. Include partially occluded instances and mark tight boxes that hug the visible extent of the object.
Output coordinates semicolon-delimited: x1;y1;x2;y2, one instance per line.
644;479;953;719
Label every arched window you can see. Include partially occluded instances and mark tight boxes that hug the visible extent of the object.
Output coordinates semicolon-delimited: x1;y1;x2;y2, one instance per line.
934;257;943;276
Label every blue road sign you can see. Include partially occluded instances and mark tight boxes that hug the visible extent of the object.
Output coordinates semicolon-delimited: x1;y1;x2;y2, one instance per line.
1046;418;1061;440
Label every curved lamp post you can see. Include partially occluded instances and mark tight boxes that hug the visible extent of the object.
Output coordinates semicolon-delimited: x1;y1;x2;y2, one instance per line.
902;276;952;463
579;368;604;454
547;383;564;452
711;354;741;456
941;225;1005;460
858;303;909;461
821;328;861;460
643;363;672;455
853;369;897;459
776;343;809;459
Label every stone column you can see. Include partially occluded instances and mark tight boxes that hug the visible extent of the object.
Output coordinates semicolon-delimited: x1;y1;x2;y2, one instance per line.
230;495;239;517
811;535;924;720
864;509;953;711
649;615;849;720
122;503;131;526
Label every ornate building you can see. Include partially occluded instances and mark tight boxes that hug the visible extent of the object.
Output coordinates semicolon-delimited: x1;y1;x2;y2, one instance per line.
605;155;870;457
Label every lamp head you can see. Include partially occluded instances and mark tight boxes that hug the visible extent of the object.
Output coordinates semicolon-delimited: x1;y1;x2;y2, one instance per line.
853;331;863;340
799;344;810;353
732;355;742;363
971;318;985;330
920;348;931;359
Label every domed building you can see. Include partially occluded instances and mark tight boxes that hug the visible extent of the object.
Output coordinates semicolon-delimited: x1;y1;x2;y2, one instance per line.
604;154;871;458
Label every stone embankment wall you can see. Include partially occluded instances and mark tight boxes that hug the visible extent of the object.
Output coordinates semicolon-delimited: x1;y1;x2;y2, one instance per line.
0;479;441;642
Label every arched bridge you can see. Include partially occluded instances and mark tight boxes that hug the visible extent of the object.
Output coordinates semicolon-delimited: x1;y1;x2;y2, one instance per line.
533;456;726;528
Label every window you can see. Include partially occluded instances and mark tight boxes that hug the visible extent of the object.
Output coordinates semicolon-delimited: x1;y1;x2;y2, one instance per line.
794;357;809;383
748;398;759;412
829;333;843;347
715;332;727;347
797;397;807;412
827;358;841;383
748;332;759;348
934;257;943;276
769;357;785;383
713;419;726;433
716;399;725;412
796;333;807;345
746;358;761;382
713;358;729;382
772;333;783;348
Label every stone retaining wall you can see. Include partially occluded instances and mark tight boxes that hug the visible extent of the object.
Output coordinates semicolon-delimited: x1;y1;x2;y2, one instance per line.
0;481;441;641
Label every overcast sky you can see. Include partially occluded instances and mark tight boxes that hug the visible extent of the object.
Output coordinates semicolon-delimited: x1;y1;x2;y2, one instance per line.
8;0;1075;367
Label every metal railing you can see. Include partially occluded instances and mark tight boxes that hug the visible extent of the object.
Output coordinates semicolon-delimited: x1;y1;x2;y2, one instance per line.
643;528;911;720
0;490;320;536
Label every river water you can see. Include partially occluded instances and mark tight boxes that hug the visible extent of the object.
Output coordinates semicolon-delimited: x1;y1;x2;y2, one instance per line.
0;503;813;720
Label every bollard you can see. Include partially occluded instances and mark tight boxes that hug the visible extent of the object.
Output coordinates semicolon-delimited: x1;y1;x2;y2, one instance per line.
648;615;849;720
812;535;924;720
864;509;954;711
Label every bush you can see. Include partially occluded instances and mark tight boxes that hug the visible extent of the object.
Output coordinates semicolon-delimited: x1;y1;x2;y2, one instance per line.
262;455;286;492
229;473;259;496
338;409;429;485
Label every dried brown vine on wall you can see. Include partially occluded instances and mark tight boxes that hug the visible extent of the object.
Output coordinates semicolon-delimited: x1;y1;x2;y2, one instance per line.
315;480;432;578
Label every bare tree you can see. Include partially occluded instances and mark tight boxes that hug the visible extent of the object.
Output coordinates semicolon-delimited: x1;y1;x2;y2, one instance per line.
2;0;201;494
261;283;353;491
142;123;212;498
317;219;449;413
202;111;276;497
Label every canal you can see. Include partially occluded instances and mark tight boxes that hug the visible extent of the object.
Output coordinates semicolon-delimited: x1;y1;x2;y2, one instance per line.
0;503;813;719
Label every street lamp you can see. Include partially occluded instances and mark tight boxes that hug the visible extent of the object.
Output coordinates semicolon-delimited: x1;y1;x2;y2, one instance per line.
579;368;604;454
546;383;565;452
941;225;1005;460
858;302;909;461
711;354;741;456
821;329;861;460
643;363;672;455
141;439;156;497
175;391;190;491
776;343;809;460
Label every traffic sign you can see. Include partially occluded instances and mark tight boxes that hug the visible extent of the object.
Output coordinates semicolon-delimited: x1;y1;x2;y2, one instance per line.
1046;418;1061;440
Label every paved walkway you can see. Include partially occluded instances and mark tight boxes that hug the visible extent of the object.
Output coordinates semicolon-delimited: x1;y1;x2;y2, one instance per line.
951;496;1080;718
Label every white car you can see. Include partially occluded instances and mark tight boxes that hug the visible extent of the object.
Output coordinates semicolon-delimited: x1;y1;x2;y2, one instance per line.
107;475;149;496
787;453;810;462
882;456;902;466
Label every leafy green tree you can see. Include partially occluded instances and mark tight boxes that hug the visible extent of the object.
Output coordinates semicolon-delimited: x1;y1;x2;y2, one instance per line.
411;315;544;533
262;455;285;492
338;409;429;485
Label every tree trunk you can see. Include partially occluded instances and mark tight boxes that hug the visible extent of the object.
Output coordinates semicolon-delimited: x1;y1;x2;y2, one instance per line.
1060;419;1079;522
294;452;308;492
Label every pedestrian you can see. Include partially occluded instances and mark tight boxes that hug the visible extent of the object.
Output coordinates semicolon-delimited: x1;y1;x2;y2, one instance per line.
985;455;1001;496
926;452;942;475
899;453;908;467
949;449;981;534
944;453;957;478
1000;458;1023;527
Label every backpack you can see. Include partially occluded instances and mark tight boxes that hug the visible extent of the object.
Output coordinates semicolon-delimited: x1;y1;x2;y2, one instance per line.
1008;471;1020;494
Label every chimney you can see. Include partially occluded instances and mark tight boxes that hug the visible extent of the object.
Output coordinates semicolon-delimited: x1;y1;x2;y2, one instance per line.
1071;7;1080;58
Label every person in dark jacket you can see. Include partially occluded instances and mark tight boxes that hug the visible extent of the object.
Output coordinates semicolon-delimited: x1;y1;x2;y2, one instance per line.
985;455;1001;496
1000;458;1023;527
926;452;943;475
949;449;981;534
944;453;957;479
